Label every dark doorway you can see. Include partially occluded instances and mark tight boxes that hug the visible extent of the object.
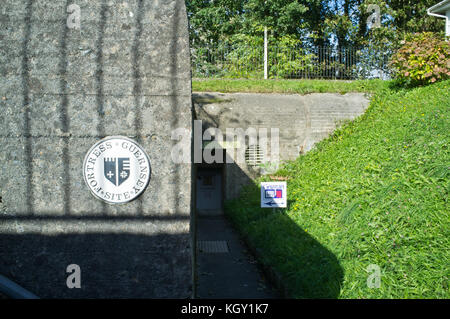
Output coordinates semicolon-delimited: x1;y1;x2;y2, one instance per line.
196;167;223;216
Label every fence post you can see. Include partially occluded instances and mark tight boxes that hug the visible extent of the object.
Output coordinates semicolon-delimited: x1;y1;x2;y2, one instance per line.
264;27;268;79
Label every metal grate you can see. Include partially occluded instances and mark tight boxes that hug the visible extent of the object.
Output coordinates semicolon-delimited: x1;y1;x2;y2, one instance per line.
198;240;229;253
245;144;264;167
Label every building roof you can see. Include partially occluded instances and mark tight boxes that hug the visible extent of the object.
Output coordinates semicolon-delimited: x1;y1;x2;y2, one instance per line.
428;0;450;15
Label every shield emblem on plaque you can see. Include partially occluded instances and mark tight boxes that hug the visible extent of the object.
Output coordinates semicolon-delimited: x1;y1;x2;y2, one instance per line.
104;157;130;186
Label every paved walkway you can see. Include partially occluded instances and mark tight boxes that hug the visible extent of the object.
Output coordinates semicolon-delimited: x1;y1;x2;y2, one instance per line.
195;214;278;299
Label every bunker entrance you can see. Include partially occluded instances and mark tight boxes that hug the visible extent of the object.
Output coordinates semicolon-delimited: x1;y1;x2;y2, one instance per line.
195;166;224;216
194;141;226;216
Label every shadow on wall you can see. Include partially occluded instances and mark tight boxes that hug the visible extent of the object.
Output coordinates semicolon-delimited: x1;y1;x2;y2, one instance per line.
192;95;258;201
15;0;187;214
0;231;191;298
225;184;344;299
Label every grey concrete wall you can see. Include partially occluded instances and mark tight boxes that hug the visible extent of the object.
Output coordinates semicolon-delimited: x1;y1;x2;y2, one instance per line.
193;92;370;200
0;0;192;298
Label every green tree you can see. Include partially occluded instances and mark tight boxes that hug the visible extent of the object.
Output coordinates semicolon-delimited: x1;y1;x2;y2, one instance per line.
186;0;246;45
242;0;309;38
389;0;445;34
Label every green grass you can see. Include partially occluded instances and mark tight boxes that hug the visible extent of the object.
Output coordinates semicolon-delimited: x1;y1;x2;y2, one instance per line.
225;80;450;298
192;78;390;94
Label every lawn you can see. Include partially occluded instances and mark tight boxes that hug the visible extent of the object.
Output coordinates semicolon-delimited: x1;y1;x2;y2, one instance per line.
192;78;390;95
224;80;450;298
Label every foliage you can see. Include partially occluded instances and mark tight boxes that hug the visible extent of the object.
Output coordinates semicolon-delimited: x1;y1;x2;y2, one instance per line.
225;80;450;298
192;35;319;79
188;1;445;80
187;0;446;50
224;34;264;78
388;0;446;34
191;39;387;80
390;32;450;85
186;0;245;45
269;36;316;78
242;0;309;38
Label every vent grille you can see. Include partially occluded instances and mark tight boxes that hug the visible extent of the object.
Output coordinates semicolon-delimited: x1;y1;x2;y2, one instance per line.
245;144;264;167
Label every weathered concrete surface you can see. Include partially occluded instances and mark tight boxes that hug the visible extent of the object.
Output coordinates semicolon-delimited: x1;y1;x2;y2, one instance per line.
193;92;370;199
0;0;192;298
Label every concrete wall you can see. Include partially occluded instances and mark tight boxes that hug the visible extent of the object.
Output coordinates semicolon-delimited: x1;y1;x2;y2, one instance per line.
193;92;370;200
0;0;192;298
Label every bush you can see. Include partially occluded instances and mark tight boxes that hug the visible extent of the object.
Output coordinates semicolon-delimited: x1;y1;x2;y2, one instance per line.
268;35;316;78
225;34;264;78
390;32;450;85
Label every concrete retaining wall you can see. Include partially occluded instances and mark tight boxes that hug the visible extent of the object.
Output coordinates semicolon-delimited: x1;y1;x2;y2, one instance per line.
193;92;370;200
0;0;192;298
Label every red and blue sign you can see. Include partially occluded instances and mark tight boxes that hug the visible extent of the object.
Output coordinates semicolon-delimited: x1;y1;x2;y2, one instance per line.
265;189;283;199
261;182;287;208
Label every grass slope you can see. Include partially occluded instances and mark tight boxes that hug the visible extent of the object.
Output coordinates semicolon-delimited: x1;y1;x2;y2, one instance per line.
192;78;390;94
225;80;450;298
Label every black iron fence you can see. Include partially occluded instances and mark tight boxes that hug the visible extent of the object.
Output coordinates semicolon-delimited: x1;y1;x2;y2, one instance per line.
191;44;392;80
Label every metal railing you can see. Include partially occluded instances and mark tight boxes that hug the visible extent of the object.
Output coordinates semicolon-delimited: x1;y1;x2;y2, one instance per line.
191;44;392;80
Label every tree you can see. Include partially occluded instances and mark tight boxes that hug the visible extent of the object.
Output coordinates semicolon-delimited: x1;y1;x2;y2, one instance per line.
186;0;246;45
242;0;309;38
186;0;446;49
389;0;445;34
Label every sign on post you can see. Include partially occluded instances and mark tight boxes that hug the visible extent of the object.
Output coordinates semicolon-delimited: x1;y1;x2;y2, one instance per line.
261;182;287;208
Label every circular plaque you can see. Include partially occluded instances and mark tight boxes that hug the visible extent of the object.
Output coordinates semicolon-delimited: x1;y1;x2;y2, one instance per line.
83;136;151;204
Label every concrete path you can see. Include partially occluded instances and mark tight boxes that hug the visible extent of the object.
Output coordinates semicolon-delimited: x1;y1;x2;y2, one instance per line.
195;214;278;299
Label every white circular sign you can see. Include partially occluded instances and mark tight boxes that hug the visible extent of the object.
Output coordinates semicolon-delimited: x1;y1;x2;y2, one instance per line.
83;136;151;204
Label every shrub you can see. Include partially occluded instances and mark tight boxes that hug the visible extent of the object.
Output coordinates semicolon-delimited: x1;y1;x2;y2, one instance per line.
268;35;316;78
390;32;450;85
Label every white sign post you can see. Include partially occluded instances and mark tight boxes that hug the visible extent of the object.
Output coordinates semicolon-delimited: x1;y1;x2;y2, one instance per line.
264;26;268;80
261;182;287;208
